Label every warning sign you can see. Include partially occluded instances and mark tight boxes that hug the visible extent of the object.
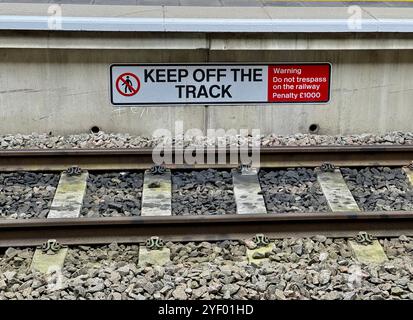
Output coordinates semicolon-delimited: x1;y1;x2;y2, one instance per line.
110;63;331;106
115;72;140;96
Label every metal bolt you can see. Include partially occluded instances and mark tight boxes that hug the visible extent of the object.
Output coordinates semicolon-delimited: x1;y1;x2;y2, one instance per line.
146;236;164;250
252;234;270;247
353;231;375;245
150;165;166;175
37;239;67;255
238;163;257;175
65;166;82;176
320;163;336;172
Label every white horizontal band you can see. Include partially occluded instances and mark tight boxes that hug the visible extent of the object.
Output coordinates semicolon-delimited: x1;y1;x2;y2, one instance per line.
0;16;412;33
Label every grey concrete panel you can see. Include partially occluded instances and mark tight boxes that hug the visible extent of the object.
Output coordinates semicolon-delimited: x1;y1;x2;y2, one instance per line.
1;3;412;19
3;31;412;51
164;5;269;19
209;33;413;51
403;167;413;186
232;169;267;215
52;0;93;4
141;170;172;216
0;31;208;49
3;15;412;33
48;171;88;218
316;169;359;212
364;7;413;19
0;0;51;3
264;6;377;19
221;0;263;7
31;247;69;274
349;240;388;264
0;48;206;135
0;32;412;136
207;49;413;135
1;4;412;33
179;0;222;6
0;3;163;17
97;0;136;5
138;247;171;266
0;1;410;7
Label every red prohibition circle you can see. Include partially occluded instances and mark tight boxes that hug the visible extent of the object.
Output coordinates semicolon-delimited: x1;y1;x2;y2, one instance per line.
115;72;141;97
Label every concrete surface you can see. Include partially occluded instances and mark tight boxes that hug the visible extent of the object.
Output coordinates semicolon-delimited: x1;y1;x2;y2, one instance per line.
208;49;413;135
0;3;412;136
403;167;413;186
31;247;69;274
0;4;412;34
316;169;360;212
47;171;88;219
138;247;171;266
348;240;388;264
246;243;274;265
0;3;412;24
0;47;412;136
232;169;267;215
141;170;172;217
0;1;411;8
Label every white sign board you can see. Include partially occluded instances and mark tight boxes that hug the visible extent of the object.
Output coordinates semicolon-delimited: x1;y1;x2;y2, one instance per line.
110;63;331;106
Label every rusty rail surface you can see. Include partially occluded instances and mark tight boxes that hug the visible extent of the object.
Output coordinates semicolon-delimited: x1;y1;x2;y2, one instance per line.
0;145;412;171
0;146;412;247
1;212;413;247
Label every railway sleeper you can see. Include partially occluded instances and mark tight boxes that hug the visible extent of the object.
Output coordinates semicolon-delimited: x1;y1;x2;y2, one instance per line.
315;166;360;212
402;165;413;186
27;230;391;274
348;232;388;264
31;168;88;273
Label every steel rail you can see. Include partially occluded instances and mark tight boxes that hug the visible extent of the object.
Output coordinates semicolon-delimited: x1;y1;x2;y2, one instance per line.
0;145;412;171
1;212;413;247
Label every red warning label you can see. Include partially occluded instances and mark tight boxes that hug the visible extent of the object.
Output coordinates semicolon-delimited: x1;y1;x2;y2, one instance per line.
267;64;331;103
115;72;141;97
110;63;331;105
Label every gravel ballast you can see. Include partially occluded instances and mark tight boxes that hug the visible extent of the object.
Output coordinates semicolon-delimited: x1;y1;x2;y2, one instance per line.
341;167;413;211
1;236;412;300
259;168;329;213
1;131;413;149
172;169;236;215
80;172;143;217
0;172;59;219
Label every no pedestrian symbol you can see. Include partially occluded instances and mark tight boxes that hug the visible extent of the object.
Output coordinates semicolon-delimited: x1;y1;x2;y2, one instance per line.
115;72;140;97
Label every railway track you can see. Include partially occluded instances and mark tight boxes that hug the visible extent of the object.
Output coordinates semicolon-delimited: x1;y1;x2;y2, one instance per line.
1;212;413;248
1;145;412;171
1;145;413;247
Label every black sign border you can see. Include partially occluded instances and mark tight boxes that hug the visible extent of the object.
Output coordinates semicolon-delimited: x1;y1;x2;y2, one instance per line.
109;63;332;106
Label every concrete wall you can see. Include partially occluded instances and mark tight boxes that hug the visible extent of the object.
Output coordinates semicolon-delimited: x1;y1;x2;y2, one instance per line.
209;50;413;135
0;48;208;136
0;34;412;136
